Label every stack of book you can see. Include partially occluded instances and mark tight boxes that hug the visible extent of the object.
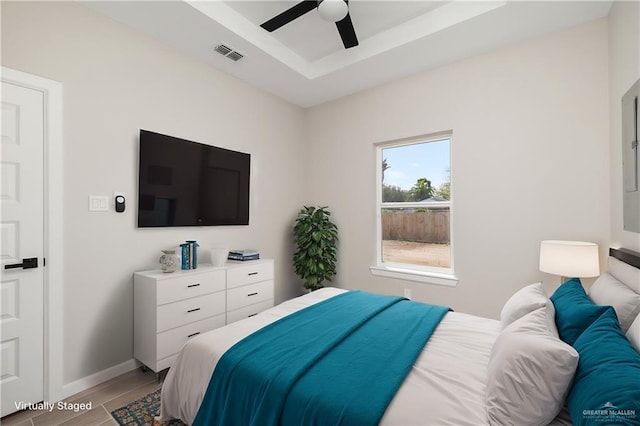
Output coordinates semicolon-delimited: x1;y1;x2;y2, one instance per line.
228;249;260;261
180;240;199;270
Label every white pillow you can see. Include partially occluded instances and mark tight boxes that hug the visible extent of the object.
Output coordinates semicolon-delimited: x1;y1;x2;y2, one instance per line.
486;308;579;426
608;256;640;294
500;282;558;337
589;272;640;332
627;313;640;352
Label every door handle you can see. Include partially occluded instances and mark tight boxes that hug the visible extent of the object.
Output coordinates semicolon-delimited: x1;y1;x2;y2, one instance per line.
4;257;38;270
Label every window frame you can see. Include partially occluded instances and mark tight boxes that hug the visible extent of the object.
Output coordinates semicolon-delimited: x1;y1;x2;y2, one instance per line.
371;133;457;286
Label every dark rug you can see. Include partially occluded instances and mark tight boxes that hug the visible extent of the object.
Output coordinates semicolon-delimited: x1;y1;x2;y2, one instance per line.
110;388;185;426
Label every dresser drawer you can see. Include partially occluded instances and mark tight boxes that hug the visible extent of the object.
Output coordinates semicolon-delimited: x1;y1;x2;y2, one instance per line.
157;314;225;361
156;291;225;332
156;270;225;305
227;262;274;289
227;299;274;324
227;280;274;311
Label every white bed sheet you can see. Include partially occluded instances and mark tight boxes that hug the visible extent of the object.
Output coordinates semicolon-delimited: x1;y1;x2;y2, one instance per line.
159;288;501;425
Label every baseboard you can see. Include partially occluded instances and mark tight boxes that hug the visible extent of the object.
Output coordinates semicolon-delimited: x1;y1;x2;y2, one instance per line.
60;358;141;401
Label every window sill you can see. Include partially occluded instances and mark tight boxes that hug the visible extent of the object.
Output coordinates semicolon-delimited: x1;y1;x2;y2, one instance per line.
369;266;458;287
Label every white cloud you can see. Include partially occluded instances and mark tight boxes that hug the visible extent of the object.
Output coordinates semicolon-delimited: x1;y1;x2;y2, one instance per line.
384;169;412;189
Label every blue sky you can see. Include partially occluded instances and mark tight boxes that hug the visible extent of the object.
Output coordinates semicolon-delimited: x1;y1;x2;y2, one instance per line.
382;139;450;190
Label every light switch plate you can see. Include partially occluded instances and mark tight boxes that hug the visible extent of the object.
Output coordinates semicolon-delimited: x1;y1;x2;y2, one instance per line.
89;195;109;211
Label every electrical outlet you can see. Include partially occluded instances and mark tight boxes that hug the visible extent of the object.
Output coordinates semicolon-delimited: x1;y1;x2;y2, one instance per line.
404;288;412;300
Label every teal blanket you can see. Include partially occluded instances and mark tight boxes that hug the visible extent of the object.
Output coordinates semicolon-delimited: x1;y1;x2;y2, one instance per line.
193;291;449;426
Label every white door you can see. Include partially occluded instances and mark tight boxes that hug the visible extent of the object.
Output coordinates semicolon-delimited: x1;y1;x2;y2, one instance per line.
0;81;45;417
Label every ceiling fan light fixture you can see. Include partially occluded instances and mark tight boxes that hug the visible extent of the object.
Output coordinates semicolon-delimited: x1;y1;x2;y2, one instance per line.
317;0;348;22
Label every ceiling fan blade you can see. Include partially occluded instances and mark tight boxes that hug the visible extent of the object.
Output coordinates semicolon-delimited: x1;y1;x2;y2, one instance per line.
335;13;358;49
261;0;318;32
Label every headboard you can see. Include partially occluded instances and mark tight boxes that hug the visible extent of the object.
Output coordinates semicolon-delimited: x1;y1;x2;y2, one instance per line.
609;247;640;269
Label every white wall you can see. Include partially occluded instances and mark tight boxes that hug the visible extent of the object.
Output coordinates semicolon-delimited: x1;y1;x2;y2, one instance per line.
1;2;306;384
0;0;618;393
305;19;610;318
609;0;640;252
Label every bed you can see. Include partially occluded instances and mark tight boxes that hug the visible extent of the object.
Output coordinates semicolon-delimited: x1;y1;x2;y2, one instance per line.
158;248;640;426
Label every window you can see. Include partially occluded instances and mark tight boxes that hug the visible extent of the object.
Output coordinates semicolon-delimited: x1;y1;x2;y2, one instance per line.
372;133;455;285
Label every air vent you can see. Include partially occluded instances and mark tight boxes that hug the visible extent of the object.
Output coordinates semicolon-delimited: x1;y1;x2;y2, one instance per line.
213;44;244;62
226;51;244;62
214;44;232;55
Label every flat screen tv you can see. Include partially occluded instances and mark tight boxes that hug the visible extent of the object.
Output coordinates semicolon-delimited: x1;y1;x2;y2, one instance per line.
137;130;250;227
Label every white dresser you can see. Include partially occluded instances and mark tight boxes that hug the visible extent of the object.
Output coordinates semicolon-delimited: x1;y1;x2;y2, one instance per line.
226;260;275;324
133;259;274;372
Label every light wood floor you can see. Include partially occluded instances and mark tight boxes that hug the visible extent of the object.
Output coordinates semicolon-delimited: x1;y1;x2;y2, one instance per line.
1;368;161;426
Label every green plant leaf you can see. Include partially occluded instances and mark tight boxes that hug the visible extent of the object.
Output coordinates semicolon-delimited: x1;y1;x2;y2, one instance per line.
293;205;339;291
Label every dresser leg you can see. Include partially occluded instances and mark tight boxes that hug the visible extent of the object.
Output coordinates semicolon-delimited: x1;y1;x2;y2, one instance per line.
158;369;168;382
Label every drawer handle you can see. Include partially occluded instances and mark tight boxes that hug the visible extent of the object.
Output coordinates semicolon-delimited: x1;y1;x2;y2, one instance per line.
248;313;258;318
247;292;258;297
187;332;200;338
248;272;258;276
187;283;200;288
187;308;201;313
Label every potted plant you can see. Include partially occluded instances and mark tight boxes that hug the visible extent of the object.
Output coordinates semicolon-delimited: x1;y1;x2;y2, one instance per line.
293;206;338;291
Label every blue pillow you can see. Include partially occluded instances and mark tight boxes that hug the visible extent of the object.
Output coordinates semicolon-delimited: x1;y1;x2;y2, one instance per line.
568;308;640;426
550;278;609;345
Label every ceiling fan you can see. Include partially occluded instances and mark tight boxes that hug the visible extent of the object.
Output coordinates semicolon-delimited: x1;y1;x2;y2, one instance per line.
260;0;359;49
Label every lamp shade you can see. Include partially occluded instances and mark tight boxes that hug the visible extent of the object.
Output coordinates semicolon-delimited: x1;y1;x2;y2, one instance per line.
317;0;348;22
539;240;600;278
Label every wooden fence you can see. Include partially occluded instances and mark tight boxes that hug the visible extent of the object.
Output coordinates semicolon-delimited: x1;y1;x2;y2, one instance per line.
382;210;450;244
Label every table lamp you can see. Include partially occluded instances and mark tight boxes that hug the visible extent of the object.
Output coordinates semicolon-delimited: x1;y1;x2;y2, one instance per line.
539;240;600;283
